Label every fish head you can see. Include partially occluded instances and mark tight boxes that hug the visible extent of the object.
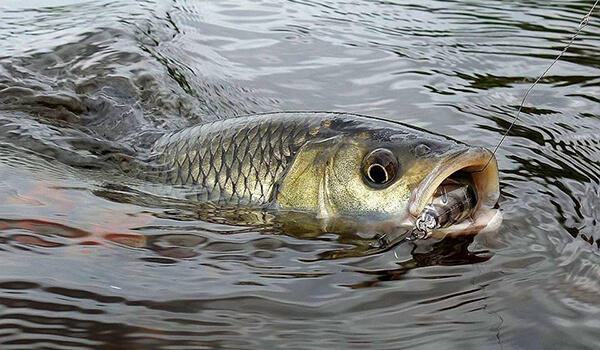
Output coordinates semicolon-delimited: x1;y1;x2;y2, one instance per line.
276;117;500;236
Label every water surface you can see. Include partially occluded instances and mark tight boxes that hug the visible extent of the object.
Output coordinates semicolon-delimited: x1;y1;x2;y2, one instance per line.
0;0;599;349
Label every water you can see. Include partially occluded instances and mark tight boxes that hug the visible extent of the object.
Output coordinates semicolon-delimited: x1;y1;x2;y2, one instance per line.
0;0;599;349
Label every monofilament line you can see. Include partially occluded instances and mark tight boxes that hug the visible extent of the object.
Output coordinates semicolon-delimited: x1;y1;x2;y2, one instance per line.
479;0;599;172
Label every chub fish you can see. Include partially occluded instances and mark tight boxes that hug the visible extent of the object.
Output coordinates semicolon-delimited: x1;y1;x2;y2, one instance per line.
135;112;501;235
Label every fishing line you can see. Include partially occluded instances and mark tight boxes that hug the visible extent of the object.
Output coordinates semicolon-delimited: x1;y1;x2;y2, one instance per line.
403;1;600;243
479;0;599;172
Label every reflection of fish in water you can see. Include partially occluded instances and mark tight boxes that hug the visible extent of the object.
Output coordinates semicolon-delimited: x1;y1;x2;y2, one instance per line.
128;112;501;236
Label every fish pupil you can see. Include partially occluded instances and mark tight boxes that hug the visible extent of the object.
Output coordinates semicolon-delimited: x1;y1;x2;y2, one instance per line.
368;164;388;184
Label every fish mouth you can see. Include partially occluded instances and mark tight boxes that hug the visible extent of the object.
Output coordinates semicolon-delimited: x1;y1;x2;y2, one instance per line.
408;147;502;235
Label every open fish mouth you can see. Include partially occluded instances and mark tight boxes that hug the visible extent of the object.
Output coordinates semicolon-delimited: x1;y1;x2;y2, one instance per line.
409;147;502;235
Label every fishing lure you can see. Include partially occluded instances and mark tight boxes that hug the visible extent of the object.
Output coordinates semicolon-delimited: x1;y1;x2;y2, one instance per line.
413;181;477;238
371;180;478;249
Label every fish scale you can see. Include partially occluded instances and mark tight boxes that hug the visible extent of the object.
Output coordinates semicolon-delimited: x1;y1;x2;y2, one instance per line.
143;113;327;206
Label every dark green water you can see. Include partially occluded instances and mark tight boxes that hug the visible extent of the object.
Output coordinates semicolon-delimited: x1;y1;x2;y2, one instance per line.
0;0;599;349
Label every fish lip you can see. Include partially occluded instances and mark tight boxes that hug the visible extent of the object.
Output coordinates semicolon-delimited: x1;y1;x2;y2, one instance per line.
409;147;500;228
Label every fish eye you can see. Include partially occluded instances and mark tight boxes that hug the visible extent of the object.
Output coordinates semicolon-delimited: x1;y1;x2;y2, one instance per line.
362;148;398;187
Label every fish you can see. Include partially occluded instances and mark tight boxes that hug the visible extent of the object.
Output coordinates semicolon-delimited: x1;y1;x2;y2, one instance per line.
133;112;501;235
